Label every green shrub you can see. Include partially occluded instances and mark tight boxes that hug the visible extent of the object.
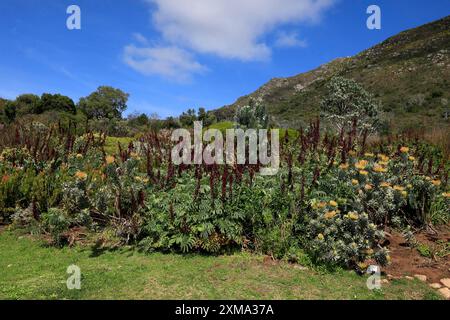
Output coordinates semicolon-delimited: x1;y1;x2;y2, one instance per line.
41;208;70;246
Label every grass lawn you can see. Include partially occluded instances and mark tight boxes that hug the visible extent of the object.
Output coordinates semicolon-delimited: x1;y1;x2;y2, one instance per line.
0;230;441;300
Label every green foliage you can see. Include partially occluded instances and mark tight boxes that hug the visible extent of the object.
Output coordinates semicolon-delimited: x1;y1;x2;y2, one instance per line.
234;99;269;129
38;93;76;114
15;94;41;116
320;77;381;134
78;86;129;120
41;208;70;246
0;121;448;271
416;243;432;258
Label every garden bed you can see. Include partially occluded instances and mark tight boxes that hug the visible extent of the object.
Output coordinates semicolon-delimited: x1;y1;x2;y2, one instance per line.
384;226;450;283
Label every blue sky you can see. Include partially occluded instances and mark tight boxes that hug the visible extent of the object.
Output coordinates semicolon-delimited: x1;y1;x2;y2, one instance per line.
0;0;448;117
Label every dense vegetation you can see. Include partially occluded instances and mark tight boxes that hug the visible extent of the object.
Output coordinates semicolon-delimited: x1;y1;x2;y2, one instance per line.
1;69;449;274
0;114;448;270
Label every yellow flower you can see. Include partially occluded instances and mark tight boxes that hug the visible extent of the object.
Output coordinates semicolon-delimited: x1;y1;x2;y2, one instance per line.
365;184;373;191
400;146;410;153
355;160;369;170
347;212;359;220
377;154;390;162
380;182;391;188
318;202;327;208
324;211;337;220
76;153;83;159
106;155;115;164
401;191;408;197
135;176;143;182
130;152;139;158
373;164;387;173
364;153;375;158
357;262;368;270
432;180;441;186
393;185;405;192
75;171;88;181
352;179;359;186
339;163;349;170
442;192;450;198
407;184;413;189
329;200;338;207
317;233;324;241
366;248;374;256
408;156;416;161
359;170;369;176
378;161;389;166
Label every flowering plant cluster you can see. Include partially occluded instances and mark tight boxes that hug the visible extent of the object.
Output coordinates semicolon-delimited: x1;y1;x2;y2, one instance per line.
0;121;448;268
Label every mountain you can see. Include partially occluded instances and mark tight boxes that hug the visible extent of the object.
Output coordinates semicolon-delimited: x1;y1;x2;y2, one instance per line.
212;15;450;132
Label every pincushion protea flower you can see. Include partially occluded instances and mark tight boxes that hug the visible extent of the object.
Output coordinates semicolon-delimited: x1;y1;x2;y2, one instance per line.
329;200;338;207
75;171;88;181
432;180;441;186
106;155;115;164
400;146;410;153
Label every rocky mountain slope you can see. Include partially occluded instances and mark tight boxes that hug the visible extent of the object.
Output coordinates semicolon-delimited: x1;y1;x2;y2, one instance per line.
213;15;450;131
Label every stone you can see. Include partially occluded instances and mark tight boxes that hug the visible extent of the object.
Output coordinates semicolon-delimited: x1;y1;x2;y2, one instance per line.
405;276;414;280
437;287;450;299
414;274;427;282
381;279;389;284
293;265;308;271
430;283;442;289
440;278;450;288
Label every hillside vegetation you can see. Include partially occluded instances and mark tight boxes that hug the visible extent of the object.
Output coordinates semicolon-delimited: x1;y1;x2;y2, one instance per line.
214;16;450;132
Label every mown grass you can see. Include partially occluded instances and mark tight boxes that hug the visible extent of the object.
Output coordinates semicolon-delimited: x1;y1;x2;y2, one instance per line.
0;230;441;300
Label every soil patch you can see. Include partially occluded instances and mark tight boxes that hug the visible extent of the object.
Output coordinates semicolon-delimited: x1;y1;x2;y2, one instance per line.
384;225;450;283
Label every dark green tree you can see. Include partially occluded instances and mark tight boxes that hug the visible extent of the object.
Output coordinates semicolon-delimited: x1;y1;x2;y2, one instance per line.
3;100;17;123
179;108;197;127
39;94;76;114
15;94;41;116
78;86;129;119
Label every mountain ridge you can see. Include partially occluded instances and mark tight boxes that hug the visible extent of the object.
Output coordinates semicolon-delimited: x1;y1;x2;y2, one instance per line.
212;15;450;131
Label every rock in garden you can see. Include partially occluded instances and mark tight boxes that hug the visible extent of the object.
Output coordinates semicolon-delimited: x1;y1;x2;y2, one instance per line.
440;278;450;288
414;274;427;282
430;283;442;289
437;287;450;299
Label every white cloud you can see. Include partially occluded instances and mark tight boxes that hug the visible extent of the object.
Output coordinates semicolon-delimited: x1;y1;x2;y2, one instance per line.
147;0;335;60
275;31;308;48
123;44;207;82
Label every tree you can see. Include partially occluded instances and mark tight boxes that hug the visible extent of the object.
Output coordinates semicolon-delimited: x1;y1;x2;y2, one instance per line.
179;108;197;127
78;86;129;120
0;98;9;123
15;94;41;116
234;98;269;129
197;107;216;126
320;77;381;135
3;100;17;123
39;94;76;114
163;116;181;129
127;112;150;127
